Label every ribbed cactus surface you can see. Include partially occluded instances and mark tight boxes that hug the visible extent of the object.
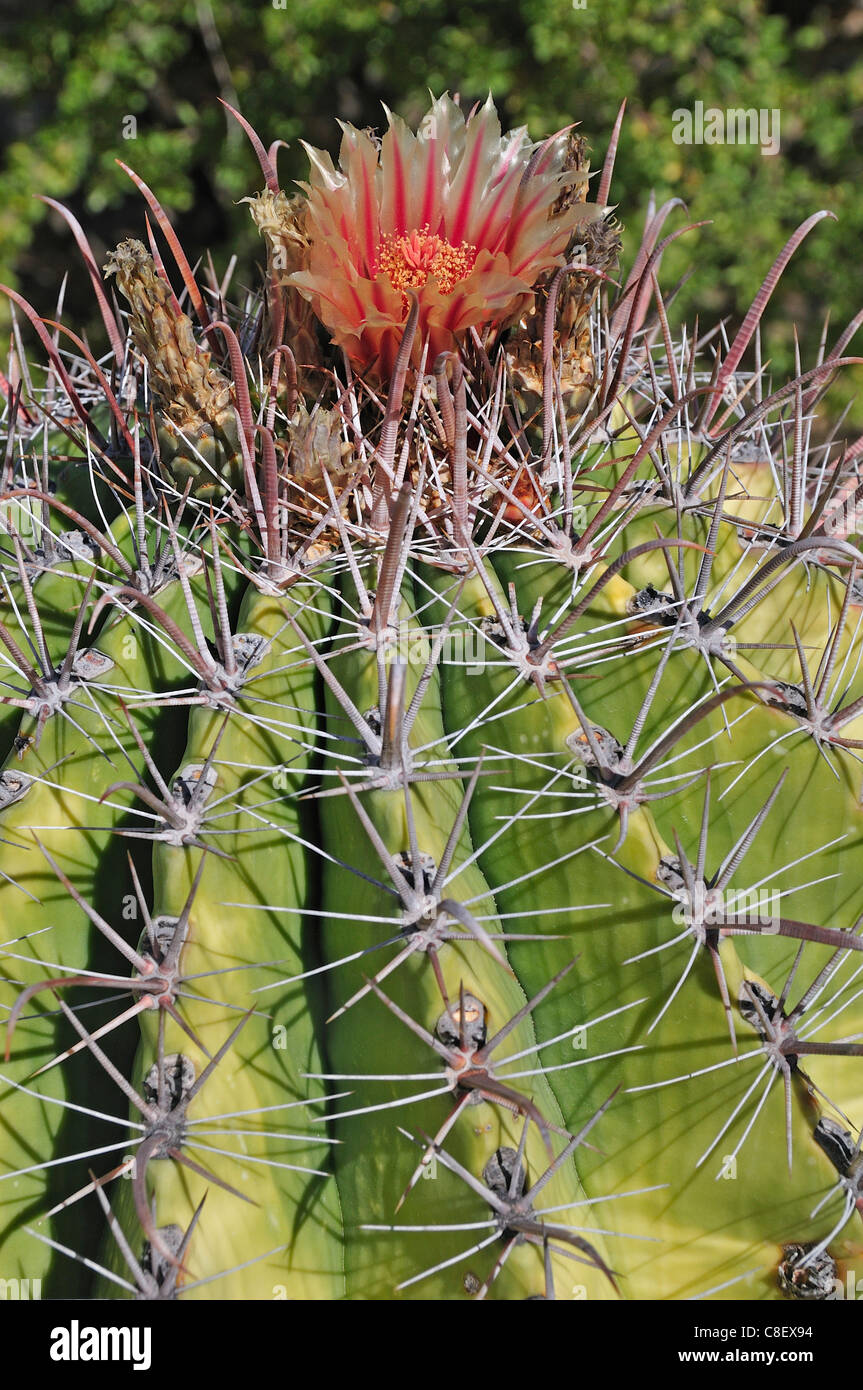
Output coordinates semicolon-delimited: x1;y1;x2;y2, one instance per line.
1;94;862;1303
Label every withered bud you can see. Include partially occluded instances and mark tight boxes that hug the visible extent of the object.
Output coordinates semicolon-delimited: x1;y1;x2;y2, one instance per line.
244;190;324;385
244;189;311;285
550;131;591;220
506;200;622;418
105;240;233;418
105;240;242;494
286;403;354;503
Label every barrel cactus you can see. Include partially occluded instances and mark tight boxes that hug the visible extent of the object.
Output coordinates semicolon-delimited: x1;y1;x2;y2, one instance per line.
1;91;862;1304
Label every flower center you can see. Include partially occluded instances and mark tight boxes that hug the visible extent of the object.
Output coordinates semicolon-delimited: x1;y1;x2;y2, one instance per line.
377;225;477;300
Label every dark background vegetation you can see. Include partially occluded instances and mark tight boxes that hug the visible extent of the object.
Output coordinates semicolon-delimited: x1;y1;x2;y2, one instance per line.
1;0;861;419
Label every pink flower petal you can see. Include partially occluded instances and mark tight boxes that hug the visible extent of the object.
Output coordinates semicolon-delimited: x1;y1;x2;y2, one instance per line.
291;95;596;378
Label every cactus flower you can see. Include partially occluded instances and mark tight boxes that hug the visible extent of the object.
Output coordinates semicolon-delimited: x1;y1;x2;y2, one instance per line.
290;93;597;377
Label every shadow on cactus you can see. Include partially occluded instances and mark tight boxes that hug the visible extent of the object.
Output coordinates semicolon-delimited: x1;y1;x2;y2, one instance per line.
0;90;862;1302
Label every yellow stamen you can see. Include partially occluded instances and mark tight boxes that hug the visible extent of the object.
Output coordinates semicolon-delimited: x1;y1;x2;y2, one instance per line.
377;225;477;302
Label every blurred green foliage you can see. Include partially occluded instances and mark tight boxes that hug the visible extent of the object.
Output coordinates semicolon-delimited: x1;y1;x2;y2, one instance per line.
1;0;861;420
